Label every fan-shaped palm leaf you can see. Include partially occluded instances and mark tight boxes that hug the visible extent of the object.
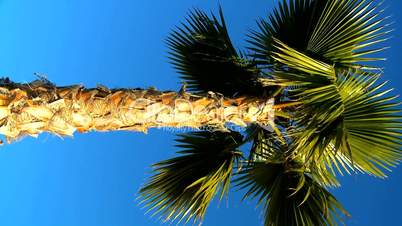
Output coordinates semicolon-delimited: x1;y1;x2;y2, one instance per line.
271;38;402;177
139;131;243;224
307;0;390;70
248;0;389;70
247;0;317;65
167;8;264;96
236;161;349;226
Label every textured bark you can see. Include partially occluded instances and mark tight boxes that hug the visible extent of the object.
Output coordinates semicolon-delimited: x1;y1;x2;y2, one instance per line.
0;78;275;143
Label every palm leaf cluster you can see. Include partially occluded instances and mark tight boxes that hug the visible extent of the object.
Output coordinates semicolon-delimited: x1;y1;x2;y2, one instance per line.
139;0;402;225
272;39;401;178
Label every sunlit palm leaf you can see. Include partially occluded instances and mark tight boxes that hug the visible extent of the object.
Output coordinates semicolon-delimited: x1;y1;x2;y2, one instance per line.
271;38;402;177
307;0;390;70
248;0;389;70
167;8;264;96
139;131;243;224
236;161;349;226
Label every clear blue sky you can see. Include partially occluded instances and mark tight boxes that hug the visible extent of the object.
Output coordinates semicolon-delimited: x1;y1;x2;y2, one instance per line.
0;0;400;226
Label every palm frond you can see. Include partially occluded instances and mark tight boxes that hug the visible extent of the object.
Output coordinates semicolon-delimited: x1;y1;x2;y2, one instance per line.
236;161;349;226
248;0;389;70
297;70;401;179
307;0;390;70
139;131;243;224
271;38;402;178
248;0;317;65
167;8;264;96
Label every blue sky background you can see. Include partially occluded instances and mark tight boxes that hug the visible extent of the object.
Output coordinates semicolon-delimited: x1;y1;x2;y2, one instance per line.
0;0;400;226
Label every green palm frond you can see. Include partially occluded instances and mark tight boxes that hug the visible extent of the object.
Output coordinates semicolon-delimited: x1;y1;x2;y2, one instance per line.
167;8;264;96
248;0;317;65
271;38;402;178
236;161;349;226
139;131;243;224
307;0;390;70
248;0;389;70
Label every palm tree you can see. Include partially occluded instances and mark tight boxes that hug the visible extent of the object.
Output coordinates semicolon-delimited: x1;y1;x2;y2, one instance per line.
2;0;401;225
139;1;401;225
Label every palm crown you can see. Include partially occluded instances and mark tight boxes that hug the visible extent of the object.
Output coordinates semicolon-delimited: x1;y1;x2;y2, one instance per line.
139;0;402;225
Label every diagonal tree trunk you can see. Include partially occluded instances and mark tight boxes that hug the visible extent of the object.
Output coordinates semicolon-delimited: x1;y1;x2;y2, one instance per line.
0;78;275;143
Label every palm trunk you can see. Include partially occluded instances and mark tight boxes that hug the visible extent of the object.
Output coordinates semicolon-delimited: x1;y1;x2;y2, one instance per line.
0;79;275;143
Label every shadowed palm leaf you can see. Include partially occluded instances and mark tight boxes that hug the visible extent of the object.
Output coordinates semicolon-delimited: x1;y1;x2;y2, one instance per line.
248;0;317;65
139;131;243;224
246;126;287;163
236;161;349;226
167;8;265;96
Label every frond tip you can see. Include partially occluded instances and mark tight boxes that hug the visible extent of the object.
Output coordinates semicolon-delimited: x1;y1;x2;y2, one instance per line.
139;131;243;224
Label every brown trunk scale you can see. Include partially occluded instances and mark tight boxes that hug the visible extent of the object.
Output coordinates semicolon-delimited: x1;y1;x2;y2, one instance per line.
0;79;275;143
